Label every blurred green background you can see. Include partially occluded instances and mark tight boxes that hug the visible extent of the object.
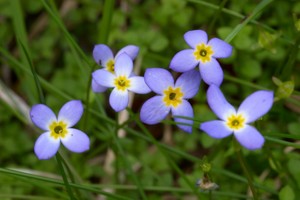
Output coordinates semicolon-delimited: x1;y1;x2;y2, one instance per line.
1;0;300;199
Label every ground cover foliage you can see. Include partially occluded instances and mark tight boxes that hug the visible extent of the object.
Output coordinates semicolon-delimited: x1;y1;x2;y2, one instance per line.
1;0;300;199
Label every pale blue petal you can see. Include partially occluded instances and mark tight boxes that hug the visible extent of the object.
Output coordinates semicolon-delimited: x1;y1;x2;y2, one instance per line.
171;100;193;133
175;69;201;99
128;76;151;94
140;96;170;124
116;45;139;60
109;88;129;112
208;38;233;58
114;53;133;77
206;85;236;120
92;69;115;88
58;100;83;127
234;125;265;150
34;132;60;160
92;44;113;66
200;120;233;138
144;68;174;95
199;58;223;86
30;104;56;131
169;49;199;72
238;90;274;123
61;128;90;153
91;79;107;93
184;30;208;48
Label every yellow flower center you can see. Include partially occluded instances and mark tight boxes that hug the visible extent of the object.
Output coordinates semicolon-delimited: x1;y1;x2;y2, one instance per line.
163;87;184;108
114;75;131;91
106;59;115;73
226;114;245;130
193;43;214;63
49;121;68;139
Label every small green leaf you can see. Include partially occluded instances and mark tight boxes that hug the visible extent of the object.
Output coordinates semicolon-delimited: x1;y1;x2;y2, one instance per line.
258;30;278;53
279;185;295;200
272;77;294;101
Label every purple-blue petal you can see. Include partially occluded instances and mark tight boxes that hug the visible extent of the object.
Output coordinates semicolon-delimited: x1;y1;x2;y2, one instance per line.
114;53;133;77
30;104;56;131
61;128;90;153
140;96;170;124
199;58;223;86
184;30;208;48
237;90;274;123
234;125;265;150
58;100;83;127
91;79;107;93
208;38;233;58
34;132;60;160
109;88;129;112
171;100;194;133
129;76;151;94
144;68;174;95
169;49;199;72
92;69;115;88
206;85;236;120
175;69;201;99
92;44;113;66
116;45;139;60
200;120;233;138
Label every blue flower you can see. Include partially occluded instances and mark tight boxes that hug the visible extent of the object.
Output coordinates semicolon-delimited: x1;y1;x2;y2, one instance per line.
92;44;139;92
92;53;151;112
140;68;201;133
170;30;232;86
30;100;90;160
200;85;274;150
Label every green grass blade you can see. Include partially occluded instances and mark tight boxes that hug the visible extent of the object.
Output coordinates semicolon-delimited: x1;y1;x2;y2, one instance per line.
225;0;274;43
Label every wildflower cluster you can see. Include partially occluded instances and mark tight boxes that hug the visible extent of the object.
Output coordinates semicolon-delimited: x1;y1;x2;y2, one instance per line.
30;29;274;160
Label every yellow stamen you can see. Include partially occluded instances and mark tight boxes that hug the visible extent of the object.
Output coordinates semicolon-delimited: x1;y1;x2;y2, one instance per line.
49;121;68;139
114;75;131;91
163;87;184;108
226;114;245;130
193;43;214;63
106;59;115;73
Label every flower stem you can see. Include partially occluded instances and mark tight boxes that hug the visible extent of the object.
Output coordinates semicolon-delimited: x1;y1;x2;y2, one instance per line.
56;152;76;200
234;139;258;200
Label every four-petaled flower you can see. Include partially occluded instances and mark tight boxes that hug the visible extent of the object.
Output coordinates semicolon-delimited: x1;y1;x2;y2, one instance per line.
170;30;232;86
140;68;201;133
92;44;139;93
30;100;90;160
200;85;274;150
92;53;151;112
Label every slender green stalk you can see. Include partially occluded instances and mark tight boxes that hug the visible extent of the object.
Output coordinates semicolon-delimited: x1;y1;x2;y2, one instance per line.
234;139;258;200
0;167;252;199
111;117;148;200
278;33;300;80
224;0;273;43
83;64;96;131
0;46;72;101
56;153;76;200
165;153;203;199
224;74;268;90
19;41;45;104
212;168;276;194
265;136;300;148
40;0;91;67
127;110;202;198
207;0;229;35
0;168;131;200
98;0;115;43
